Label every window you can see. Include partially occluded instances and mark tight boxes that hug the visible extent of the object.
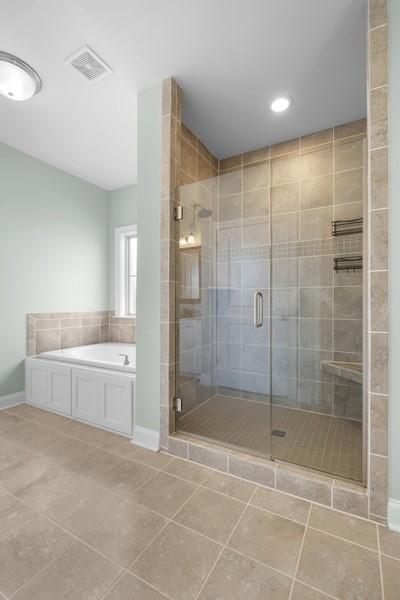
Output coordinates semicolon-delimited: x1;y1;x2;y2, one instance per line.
115;225;137;317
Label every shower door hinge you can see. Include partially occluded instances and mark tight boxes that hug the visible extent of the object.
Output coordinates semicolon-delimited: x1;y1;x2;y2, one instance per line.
174;206;183;221
174;397;183;413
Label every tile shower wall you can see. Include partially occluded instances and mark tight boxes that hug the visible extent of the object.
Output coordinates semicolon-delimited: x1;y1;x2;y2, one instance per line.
159;77;220;448
161;75;387;522
27;312;135;355
160;78;181;449
162;6;390;517
367;0;389;521
217;120;366;420
177;123;219;415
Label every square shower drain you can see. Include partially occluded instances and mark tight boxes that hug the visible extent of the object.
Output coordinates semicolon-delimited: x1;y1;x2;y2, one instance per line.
271;429;287;437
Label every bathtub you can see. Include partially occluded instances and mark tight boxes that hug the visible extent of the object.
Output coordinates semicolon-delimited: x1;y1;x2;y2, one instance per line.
26;342;136;436
39;342;136;373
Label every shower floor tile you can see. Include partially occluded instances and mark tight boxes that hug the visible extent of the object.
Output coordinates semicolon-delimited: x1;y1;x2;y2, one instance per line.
177;395;362;481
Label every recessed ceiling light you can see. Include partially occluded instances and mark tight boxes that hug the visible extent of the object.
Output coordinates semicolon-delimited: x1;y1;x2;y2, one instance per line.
270;96;292;113
0;51;42;101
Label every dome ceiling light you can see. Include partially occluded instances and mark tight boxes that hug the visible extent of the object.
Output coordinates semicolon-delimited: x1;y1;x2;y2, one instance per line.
0;51;42;101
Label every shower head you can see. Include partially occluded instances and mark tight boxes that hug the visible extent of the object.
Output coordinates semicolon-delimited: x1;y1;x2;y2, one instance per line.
197;206;212;218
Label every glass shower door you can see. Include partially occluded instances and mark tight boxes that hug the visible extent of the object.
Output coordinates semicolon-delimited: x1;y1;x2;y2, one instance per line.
174;127;364;481
174;175;218;429
175;160;272;460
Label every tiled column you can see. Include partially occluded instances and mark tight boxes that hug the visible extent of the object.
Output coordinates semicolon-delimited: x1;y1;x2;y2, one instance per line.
160;78;181;449
368;0;389;520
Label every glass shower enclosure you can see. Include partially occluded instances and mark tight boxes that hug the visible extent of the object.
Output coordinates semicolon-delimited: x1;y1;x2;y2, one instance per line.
175;133;365;482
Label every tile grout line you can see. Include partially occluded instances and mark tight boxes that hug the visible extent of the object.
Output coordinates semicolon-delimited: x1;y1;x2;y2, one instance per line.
1;410;136;451
166;480;380;554
4;442;159;507
122;481;206;599
2;413;368;527
4;408;362;495
8;528;78;599
1;407;169;467
369;22;388;32
331;131;336;427
97;572;132;600
0;410;384;535
9;532;124;600
0;419;188;531
1;408;397;599
219;132;366;170
266;200;363;219
107;571;173;600
35;514;128;572
182;480;381;553
127;484;205;570
376;522;385;600
224;543;302;584
2;485;138;569
296;581;339;600
5;488;168;599
1;421;249;533
289;511;344;600
288;503;311;599
380;552;400;563
177;411;362;482
1;467;176;600
193;486;259;600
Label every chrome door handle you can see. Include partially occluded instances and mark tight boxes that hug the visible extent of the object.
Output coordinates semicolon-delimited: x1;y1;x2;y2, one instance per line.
253;291;263;328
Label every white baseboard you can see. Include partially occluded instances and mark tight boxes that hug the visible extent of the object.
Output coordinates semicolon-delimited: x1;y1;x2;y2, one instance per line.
132;425;160;451
0;391;25;410
388;498;400;532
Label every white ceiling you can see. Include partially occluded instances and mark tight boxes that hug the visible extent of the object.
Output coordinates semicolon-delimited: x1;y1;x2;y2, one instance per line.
0;0;367;190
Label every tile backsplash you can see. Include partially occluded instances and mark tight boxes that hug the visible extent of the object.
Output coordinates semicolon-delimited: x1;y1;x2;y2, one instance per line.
27;311;135;355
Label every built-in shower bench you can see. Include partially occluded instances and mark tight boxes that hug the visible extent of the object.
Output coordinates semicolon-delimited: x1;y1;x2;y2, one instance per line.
321;361;362;384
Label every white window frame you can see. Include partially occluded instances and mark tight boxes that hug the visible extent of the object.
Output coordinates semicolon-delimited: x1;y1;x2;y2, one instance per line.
115;224;137;318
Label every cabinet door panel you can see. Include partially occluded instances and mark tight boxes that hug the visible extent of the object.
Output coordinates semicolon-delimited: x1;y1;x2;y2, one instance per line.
48;365;71;415
99;374;133;435
26;360;48;407
71;368;99;424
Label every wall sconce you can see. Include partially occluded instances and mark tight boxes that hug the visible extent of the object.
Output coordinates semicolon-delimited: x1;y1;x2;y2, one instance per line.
179;233;196;247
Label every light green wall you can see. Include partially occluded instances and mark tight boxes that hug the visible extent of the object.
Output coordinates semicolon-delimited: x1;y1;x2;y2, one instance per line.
1;84;162;437
0;142;109;397
108;185;138;310
106;86;162;433
389;0;400;503
135;84;162;432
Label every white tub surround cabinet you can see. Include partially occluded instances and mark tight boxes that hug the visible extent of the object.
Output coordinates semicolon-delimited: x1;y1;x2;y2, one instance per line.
25;357;135;436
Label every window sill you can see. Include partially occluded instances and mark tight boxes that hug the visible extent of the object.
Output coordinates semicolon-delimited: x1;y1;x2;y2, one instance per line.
113;314;136;320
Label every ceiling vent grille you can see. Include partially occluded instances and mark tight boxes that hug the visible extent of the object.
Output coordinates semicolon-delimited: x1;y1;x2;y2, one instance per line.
67;46;112;82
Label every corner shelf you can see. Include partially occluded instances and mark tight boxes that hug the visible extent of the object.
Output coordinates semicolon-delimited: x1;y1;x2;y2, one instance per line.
321;361;362;384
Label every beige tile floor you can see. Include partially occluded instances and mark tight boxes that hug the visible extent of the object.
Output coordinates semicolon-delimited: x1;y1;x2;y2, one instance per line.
177;395;362;480
0;404;399;599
